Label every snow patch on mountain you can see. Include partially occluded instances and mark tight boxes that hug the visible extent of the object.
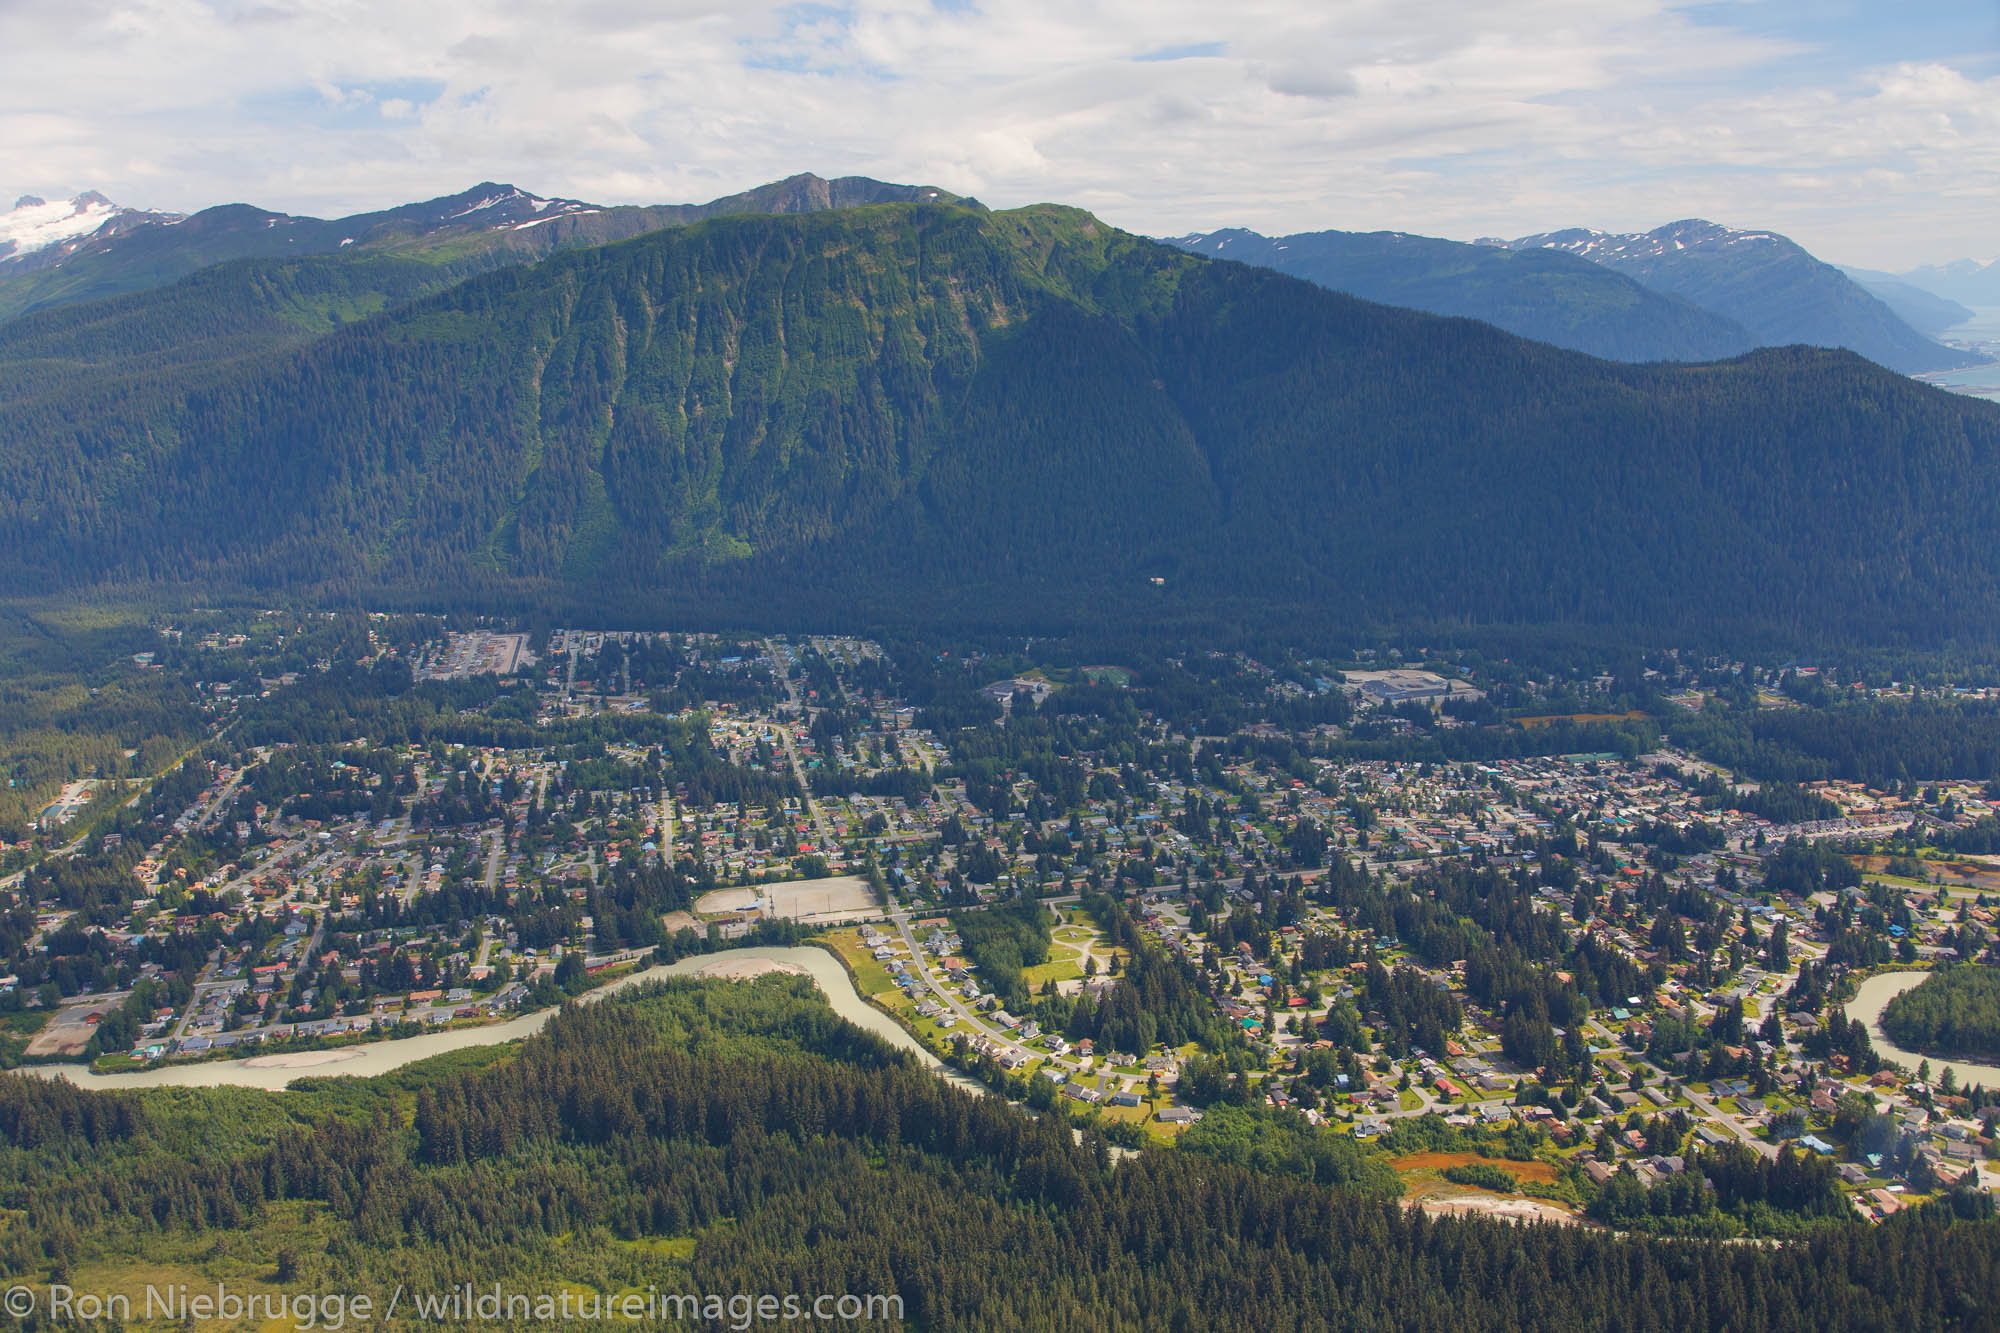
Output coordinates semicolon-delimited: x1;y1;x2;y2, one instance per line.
0;192;131;262
512;209;600;231
449;190;520;220
1486;220;1805;265
448;186;593;223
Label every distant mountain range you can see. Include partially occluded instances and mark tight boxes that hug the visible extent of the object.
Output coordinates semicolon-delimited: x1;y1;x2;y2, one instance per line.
1893;259;2000;310
1480;220;1980;374
9;181;1985;380
0;191;182;272
1835;268;1976;338
1167;217;1977;374
0;175;962;324
3;196;1999;645
1165;228;1756;363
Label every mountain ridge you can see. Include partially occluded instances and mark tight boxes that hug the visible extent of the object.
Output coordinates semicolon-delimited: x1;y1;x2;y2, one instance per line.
1483;219;1979;374
0;191;182;274
4;201;1999;647
1838;266;1976;337
0;173;964;325
1896;258;2000;308
1164;226;1757;363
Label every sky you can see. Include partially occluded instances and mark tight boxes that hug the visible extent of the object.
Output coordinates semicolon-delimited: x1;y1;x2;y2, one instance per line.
2;0;1997;269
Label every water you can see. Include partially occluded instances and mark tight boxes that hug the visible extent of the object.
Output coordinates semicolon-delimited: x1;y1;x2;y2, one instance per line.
1843;970;2000;1089
1920;307;2000;405
20;946;984;1096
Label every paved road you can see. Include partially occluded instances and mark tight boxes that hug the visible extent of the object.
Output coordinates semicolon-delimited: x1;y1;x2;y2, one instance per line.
191;764;252;833
885;907;1011;1044
764;638;838;855
481;831;504;891
1677;1081;1777;1158
657;787;676;865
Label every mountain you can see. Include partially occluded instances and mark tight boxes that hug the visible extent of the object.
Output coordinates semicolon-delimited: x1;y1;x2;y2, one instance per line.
4;201;2000;646
1896;259;2000;309
1165;227;1756;362
0;174;968;396
1839;267;1976;338
0;191;185;281
1484;221;1981;374
0;174;961;324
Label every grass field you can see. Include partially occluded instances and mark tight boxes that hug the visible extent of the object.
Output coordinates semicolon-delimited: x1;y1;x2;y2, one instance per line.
819;928;903;1000
1853;854;2000;893
1513;711;1650;730
1022;911;1118;988
1022;957;1084;986
1391;1152;1559;1184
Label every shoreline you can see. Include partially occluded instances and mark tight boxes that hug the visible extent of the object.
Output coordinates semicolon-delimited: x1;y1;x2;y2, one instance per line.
16;946;977;1095
1843;970;2000;1088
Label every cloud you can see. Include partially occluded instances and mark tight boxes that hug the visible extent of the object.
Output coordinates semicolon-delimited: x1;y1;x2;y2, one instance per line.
1261;62;1359;100
0;0;1991;266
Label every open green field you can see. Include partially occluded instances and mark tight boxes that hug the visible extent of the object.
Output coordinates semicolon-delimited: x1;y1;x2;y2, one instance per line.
1022;956;1084;986
819;928;903;1000
1020;909;1118;988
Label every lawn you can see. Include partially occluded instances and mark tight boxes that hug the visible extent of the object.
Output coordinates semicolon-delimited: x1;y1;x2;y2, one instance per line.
820;929;903;999
1021;957;1084;987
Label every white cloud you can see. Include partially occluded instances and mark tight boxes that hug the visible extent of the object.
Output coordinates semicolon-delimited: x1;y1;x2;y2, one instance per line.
0;0;1992;267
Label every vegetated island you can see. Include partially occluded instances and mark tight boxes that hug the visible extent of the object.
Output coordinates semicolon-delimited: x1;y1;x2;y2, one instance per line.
1880;965;2000;1063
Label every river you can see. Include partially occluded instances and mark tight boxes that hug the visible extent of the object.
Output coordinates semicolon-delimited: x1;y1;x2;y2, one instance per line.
19;946;985;1096
1843;970;2000;1088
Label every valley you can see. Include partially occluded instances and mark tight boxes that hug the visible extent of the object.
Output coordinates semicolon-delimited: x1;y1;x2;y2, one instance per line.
3;140;2000;1328
9;614;2000;1243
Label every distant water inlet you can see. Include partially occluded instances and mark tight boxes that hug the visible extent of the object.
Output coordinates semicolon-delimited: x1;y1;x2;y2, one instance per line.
1921;306;2000;405
19;946;983;1096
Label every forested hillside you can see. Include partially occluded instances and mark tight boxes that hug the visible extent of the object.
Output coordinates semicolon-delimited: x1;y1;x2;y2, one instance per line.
3;975;1997;1330
4;201;2000;644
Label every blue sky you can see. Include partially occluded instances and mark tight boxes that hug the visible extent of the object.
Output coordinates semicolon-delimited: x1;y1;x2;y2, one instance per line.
2;0;1996;268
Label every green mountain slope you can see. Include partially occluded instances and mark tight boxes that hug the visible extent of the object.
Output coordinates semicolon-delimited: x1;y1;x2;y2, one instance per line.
3;201;1999;643
1167;227;1756;362
0;175;969;413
